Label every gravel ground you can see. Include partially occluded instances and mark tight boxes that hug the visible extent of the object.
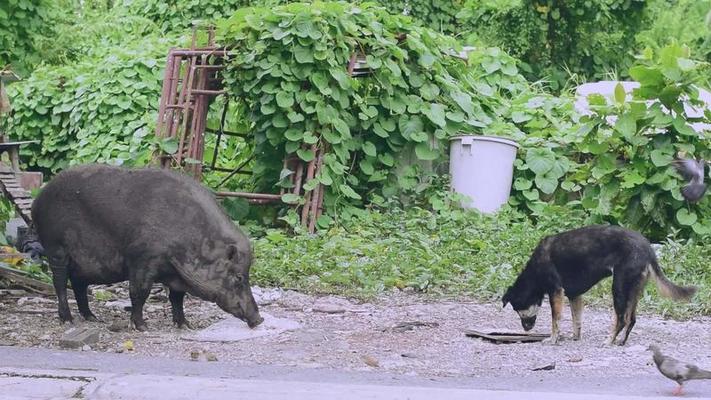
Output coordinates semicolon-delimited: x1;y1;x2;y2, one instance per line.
1;285;710;381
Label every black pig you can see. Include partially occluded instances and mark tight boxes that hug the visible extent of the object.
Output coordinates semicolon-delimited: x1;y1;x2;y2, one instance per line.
31;164;263;330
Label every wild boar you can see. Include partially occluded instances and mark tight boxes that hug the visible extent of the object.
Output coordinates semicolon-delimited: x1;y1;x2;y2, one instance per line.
31;164;263;330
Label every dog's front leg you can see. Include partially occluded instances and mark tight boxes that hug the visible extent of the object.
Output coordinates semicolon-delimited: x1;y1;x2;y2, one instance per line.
543;288;564;345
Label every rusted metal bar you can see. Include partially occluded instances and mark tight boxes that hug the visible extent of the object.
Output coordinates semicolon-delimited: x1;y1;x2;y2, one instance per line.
293;159;304;196
170;50;235;57
154;51;175;140
307;147;326;233
299;144;318;227
176;56;197;165
191;89;226;96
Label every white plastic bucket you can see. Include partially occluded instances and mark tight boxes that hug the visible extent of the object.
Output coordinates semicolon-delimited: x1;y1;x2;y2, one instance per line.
449;135;519;213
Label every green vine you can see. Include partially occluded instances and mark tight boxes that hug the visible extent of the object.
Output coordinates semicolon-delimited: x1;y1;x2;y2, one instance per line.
216;1;534;220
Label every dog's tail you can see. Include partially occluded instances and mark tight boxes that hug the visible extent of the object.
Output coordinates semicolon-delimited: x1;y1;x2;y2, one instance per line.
648;260;697;301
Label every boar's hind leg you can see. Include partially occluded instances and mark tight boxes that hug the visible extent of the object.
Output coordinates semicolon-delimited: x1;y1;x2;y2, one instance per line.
70;278;99;322
169;289;191;329
49;255;72;324
128;270;155;331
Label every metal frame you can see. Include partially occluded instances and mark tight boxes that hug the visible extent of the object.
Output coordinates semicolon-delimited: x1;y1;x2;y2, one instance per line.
153;26;330;232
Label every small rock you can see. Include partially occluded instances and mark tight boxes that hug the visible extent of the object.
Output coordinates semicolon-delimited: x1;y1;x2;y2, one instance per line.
567;357;583;363
313;297;352;314
252;286;283;306
81;345;91;351
532;362;556;371
362;355;379;368
105;300;132;312
205;352;218;362
401;353;418;358
39;334;51;341
17;297;54;306
190;350;200;361
107;320;127;332
59;327;101;349
115;347;124;354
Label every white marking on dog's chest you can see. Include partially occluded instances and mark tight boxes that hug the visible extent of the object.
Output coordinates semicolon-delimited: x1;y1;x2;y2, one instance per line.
517;304;539;318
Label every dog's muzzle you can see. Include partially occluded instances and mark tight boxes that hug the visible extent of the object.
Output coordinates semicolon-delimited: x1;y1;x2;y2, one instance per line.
521;316;536;331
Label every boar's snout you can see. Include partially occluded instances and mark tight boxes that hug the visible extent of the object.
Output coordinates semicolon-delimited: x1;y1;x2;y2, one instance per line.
247;315;264;328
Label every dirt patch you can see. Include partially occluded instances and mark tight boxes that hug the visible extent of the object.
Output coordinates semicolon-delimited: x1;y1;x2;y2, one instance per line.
1;285;710;380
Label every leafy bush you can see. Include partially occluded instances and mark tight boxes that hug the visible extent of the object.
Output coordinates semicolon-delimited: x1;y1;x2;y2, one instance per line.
457;0;649;88
121;0;282;33
376;0;463;34
216;2;540;219
636;0;711;67
576;45;711;239
0;0;68;75
508;44;711;240
4;36;178;173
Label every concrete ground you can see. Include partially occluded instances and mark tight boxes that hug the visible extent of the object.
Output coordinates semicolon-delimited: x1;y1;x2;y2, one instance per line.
2;346;711;399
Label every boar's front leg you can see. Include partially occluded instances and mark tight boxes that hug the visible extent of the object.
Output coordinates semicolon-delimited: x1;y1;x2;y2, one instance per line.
49;256;73;324
169;289;191;329
128;269;154;331
70;278;99;322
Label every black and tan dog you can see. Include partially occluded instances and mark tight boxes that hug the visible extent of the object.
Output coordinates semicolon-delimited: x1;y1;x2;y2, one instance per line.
502;225;697;345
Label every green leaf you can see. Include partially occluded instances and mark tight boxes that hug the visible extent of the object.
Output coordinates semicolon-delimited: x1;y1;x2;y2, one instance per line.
333;118;351;138
276;91;294;108
650;150;673;167
614;83;626;104
398;115;424;139
281;193;302;204
362;141;376;157
423;103;446;127
415;142;438;161
620;171;646;189
535;173;558;195
672;116;696;136
614;113;636;139
676;208;697;226
378;153;394;167
159;138;178;154
294;45;314;64
525;148;555;175
284;128;302;141
339;184;361;200
451;91;473;114
514;177;532;190
360;159;374;175
420;84;439;101
297;148;315;162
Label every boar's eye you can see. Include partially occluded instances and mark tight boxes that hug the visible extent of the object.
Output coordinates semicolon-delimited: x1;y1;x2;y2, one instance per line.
226;244;239;262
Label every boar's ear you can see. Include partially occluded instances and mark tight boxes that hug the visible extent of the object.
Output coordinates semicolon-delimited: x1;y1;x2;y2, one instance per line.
501;290;510;308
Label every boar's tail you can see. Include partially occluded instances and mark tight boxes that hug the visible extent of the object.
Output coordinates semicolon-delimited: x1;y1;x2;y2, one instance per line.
648;260;697;301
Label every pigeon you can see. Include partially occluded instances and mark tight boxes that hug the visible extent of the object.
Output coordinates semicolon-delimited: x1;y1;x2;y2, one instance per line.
672;158;707;202
648;344;711;396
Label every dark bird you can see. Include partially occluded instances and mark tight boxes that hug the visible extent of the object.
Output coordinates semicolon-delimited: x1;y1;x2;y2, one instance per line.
672;158;707;202
648;344;711;396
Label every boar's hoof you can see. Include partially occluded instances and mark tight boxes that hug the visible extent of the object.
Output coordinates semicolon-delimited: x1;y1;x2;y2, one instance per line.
82;313;100;322
173;320;193;330
131;320;148;332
